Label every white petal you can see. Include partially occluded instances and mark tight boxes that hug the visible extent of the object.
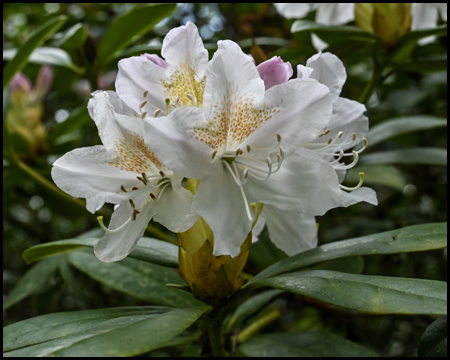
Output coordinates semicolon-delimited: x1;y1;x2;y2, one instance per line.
297;64;314;79
243;78;332;154
251;210;266;243
246;147;342;215
153;176;198;233
273;3;311;19
52;146;140;204
116;56;166;115
263;205;318;256
89;90;137;118
94;198;158;262
192;164;253;257
316;3;355;25
411;3;439;30
86;198;104;214
306;52;347;103
311;34;329;51
340;187;378;207
144;107;212;179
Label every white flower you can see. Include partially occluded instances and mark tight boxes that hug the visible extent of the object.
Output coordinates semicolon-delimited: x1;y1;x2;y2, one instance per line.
115;21;208;118
144;41;344;257
412;3;448;45
51;91;197;262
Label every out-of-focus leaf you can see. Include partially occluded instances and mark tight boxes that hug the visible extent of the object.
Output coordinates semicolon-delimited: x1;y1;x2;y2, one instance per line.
366;116;447;148
226;290;283;333
345;165;407;191
237;37;291;48
247;229;288;269
250;270;447;315
3;305;211;357
3;47;84;74
52;23;87;49
23;236;179;268
3;255;62;311
401;57;447;73
238;331;378;357
66;248;200;308
360;148;447;166
3;16;67;90
248;223;447;283
398;25;447;45
324;38;376;58
98;3;177;64
291;20;381;46
48;106;91;143
418;316;447;357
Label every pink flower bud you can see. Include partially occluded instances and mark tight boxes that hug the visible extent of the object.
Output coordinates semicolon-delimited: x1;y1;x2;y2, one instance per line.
141;53;166;69
34;66;53;99
9;73;32;94
257;56;293;90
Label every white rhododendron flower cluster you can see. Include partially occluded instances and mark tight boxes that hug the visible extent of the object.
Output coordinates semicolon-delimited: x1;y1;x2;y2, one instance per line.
52;22;376;262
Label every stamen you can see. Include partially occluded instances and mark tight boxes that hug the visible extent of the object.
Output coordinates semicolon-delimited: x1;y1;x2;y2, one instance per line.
132;211;137;221
318;129;331;138
120;185;127;193
175;97;180;107
150;193;157;200
186;94;197;106
142;172;149;184
329;149;344;165
334;151;359;170
247;145;251;153
277;153;281;163
236;149;241;156
165;98;171;114
143;90;148;98
141;112;147;119
140;101;147;109
340;172;365;191
137;176;147;185
212;150;217;159
159;170;165;178
97;216;132;233
352;133;356;141
276;133;282;142
154;109;161;117
132;187;139;191
223;160;244;186
230;162;253;222
129;199;135;209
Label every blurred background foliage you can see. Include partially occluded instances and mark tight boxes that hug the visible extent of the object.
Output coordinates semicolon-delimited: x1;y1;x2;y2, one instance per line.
3;3;447;357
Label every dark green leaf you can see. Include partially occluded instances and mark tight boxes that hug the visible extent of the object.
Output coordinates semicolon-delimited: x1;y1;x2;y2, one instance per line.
399;25;447;45
52;23;87;49
3;255;62;311
248;223;447;284
324;38;377;58
3;305;211;357
366;116;447;148
66;248;200;308
3;47;84;74
98;3;177;64
23;236;179;268
238;331;378;357
48;106;91;143
418;316;447;357
250;270;447;315
345;165;407;191
307;256;365;274
401;57;447;73
291;20;381;46
3;16;67;90
360;148;447;166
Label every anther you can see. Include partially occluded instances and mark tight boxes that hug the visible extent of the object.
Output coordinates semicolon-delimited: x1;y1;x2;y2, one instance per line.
132;187;139;191
327;138;333;145
154;109;161;117
141;112;147;119
142;173;149;184
186;94;197;106
340;172;365;191
247;145;251;153
363;138;367;147
137;176;147;185
120;185;127;193
277;153;281;163
279;146;283;156
129;199;135;209
338;131;344;138
132;212;137;221
276;133;282;142
352;132;356;141
143;90;148;98
159;170;165;178
140;101;147;109
318;129;331;137
212;150;217;159
150;193;157;200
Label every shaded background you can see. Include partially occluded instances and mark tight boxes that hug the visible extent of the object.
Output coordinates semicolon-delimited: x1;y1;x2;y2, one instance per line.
3;3;447;357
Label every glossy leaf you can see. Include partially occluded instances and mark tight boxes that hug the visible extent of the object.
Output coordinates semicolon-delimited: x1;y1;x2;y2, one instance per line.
66;248;200;308
248;223;447;284
398;25;447;45
3;16;67;90
345;165;406;191
3;305;211;357
3;47;83;74
23;236;179;268
307;256;365;274
52;23;87;49
360;148;447;166
238;331;378;357
97;3;177;64
3;255;62;311
418;316;447;357
366;116;447;148
250;270;447;315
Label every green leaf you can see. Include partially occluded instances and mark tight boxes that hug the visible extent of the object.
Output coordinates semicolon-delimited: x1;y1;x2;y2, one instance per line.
400;57;447;73
398;25;447;45
250;270;447;315
360;148;447;166
66;248;200;308
3;16;67;90
23;236;179;268
418;316;447;357
3;305;211;357
97;3;177;64
3;255;62;311
3;47;84;74
238;331;378;357
291;20;381;46
307;256;365;274
248;223;447;284
226;290;283;333
366;116;447;148
48;106;91;143
345;165;407;191
52;23;87;49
